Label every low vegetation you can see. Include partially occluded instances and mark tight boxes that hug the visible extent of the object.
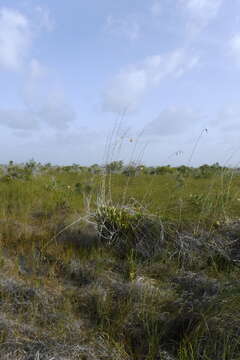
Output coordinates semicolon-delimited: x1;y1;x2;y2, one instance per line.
0;160;240;359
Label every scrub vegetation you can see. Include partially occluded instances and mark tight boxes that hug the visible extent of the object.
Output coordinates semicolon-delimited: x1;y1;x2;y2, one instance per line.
0;159;240;359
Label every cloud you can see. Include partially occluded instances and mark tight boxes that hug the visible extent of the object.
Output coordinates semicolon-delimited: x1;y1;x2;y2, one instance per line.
144;107;200;137
35;6;55;31
105;15;140;40
0;6;74;132
179;0;222;32
0;109;38;130
0;6;54;72
0;59;75;132
29;58;46;79
151;1;162;16
37;93;76;129
103;49;199;113
103;69;146;113
6;128;104;165
216;107;240;132
23;59;48;105
0;98;75;132
0;7;31;71
229;33;240;64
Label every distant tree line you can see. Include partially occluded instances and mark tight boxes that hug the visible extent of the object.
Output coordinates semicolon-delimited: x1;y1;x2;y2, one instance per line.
0;159;236;182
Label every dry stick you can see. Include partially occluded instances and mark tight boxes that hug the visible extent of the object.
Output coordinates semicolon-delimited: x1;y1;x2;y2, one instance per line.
114;129;131;209
188;128;208;164
105;111;128;205
162;150;184;165
128;128;145;164
187;129;210;231
195;176;218;235
115;127;131;163
195;148;240;235
99;111;132;211
134;141;150;205
211;149;240;222
121;129;148;206
223;157;240;217
137;121;184;211
42;215;96;251
108;122;147;207
100;115;120;204
101;131;111;204
136;136;162;209
140;149;183;215
137;142;148;165
105;119;118;202
221;147;240;209
133;125;149;166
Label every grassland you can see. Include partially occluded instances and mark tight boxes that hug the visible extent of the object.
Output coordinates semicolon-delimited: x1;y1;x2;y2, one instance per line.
0;161;240;359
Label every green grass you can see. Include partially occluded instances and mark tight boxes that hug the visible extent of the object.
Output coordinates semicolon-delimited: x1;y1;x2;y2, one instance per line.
0;164;240;358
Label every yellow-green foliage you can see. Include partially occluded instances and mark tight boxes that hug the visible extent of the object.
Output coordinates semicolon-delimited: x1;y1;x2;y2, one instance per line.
94;205;144;257
95;205;142;234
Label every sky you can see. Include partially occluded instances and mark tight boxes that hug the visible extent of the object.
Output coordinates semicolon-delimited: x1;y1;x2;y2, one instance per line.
0;0;240;166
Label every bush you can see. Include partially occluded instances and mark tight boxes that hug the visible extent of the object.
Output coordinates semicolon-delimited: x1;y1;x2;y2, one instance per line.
94;205;164;258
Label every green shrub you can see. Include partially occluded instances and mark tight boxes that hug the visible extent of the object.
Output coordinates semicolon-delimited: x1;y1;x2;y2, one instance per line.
94;205;164;258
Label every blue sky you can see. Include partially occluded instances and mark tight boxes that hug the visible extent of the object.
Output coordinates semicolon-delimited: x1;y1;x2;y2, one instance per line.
0;0;240;166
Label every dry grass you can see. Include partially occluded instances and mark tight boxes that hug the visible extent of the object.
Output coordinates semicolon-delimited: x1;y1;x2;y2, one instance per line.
0;164;240;359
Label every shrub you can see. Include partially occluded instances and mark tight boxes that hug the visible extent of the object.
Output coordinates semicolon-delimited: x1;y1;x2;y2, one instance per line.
94;205;164;258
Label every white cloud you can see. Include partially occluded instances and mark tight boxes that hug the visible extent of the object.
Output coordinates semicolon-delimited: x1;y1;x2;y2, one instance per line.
35;6;55;31
29;58;46;79
0;6;54;72
0;7;31;70
0;97;75;132
216;107;240;132
0;6;73;132
179;0;222;32
151;1;162;16
23;59;48;107
145;107;200;136
103;49;199;113
37;93;76;129
0;109;38;130
0;4;78;150
0;59;75;131
105;15;140;40
6;128;104;165
103;69;146;113
229;33;240;64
